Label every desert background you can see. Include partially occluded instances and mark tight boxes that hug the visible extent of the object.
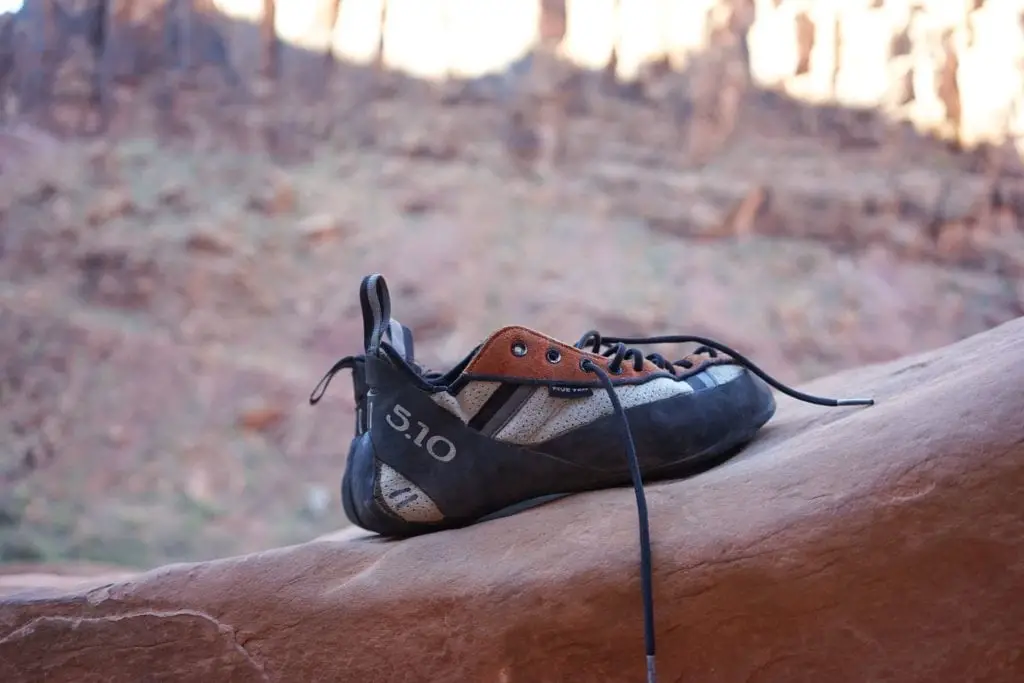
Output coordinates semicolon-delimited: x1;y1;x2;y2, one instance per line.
1;0;1023;571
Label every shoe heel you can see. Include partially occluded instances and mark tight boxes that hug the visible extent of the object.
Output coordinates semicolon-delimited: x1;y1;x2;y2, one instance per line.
342;433;447;537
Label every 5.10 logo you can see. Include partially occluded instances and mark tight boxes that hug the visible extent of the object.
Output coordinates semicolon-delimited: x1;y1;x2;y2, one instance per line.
384;404;457;462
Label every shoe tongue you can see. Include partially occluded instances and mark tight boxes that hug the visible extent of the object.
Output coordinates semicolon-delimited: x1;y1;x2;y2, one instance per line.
359;274;392;355
385;318;416;364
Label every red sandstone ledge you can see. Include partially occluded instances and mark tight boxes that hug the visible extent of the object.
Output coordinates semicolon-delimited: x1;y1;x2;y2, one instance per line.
2;318;1022;683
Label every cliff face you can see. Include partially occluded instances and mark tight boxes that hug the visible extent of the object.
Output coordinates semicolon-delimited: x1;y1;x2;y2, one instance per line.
210;0;1024;154
747;0;1024;153
6;0;1022;156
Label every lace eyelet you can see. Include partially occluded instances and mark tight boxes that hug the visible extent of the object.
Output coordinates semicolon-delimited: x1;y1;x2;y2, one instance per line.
511;341;528;357
608;364;624;376
545;348;562;364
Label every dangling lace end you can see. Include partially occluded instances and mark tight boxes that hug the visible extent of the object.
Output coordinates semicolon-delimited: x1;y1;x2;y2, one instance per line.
835;397;875;406
580;358;658;683
646;655;658;683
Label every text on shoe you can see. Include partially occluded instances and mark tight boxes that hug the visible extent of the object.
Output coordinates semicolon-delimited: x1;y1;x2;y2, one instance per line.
385;404;457;462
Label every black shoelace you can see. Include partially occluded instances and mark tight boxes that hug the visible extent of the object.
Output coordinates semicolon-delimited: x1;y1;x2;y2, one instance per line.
576;332;874;683
311;336;874;683
576;331;875;407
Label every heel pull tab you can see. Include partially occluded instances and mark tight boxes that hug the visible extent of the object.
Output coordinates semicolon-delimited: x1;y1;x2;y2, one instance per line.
387;318;416;364
360;274;392;356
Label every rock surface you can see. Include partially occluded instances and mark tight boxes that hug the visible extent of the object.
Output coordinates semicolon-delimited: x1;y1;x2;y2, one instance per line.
1;317;1022;682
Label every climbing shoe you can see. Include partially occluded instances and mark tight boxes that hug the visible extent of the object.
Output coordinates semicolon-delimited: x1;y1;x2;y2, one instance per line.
309;273;874;683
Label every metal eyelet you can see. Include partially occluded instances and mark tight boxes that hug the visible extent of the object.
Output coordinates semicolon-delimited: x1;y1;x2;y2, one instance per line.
511;341;528;357
545;348;562;364
608;365;624;375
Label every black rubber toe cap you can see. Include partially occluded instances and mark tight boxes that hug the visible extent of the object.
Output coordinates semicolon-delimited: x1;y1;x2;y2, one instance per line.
540;365;776;477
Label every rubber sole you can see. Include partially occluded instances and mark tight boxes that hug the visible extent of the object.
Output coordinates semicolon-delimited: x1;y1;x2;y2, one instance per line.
340;440;363;529
478;398;774;524
340;399;775;536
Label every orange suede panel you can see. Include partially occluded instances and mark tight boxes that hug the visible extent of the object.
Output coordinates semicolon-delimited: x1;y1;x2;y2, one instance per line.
463;326;670;383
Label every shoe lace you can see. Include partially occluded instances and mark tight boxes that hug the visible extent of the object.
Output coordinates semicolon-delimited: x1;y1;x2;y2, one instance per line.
578;333;874;683
576;331;874;407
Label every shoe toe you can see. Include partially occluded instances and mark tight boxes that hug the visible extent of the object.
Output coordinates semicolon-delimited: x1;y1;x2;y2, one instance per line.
682;362;776;433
